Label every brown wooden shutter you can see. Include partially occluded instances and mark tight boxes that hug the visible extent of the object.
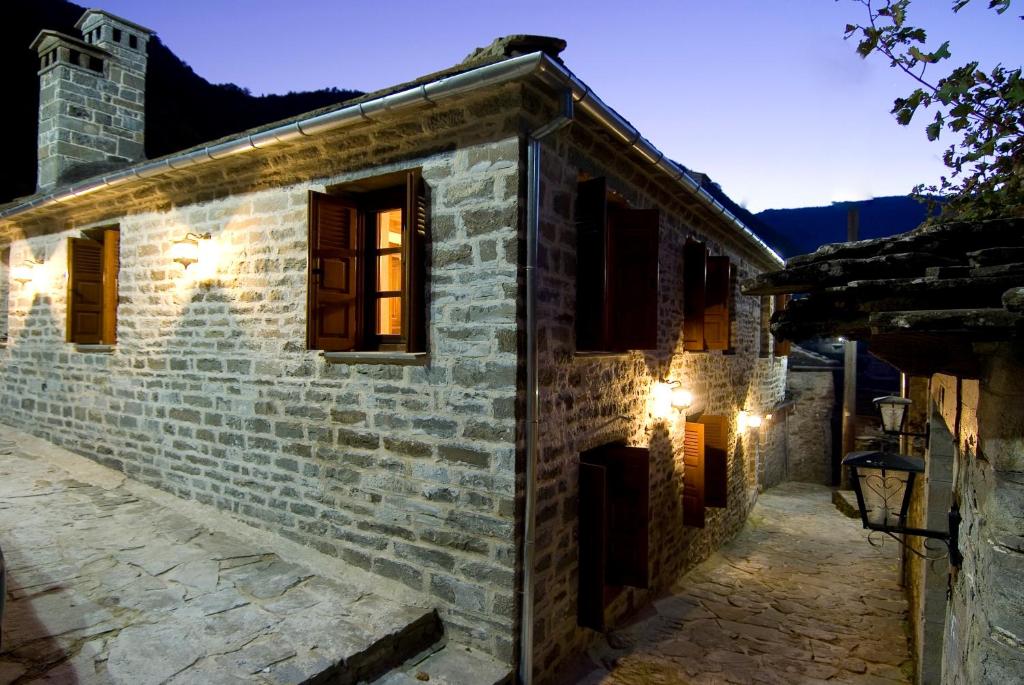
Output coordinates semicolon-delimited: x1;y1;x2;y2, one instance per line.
683;239;707;352
404;170;427;353
699;415;729;508
605;445;650;588
578;459;608;631
704;256;730;351
102;229;119;345
308;191;359;351
608;208;659;351
773;293;791;357
575;178;609;351
683;421;706;528
67;237;104;344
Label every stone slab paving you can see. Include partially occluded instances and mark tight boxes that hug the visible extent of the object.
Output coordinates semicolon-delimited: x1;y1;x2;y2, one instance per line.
0;428;441;684
577;482;913;685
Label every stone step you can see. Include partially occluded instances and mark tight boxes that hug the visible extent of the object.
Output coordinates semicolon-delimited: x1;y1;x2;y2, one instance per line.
370;642;512;685
832;488;861;519
0;429;443;684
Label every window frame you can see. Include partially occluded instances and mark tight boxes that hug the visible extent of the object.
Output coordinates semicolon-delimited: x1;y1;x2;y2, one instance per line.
307;169;425;354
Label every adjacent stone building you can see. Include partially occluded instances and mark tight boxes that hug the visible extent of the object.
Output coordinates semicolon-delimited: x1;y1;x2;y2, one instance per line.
1;10;792;683
746;218;1024;684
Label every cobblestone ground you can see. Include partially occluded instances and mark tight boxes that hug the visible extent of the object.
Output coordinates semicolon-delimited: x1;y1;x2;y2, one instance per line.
0;428;441;684
578;482;914;685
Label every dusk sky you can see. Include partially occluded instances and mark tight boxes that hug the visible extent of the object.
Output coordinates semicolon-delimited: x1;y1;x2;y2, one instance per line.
97;1;1020;212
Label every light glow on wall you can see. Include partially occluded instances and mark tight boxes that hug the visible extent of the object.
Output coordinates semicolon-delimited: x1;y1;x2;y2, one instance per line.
652;381;694;421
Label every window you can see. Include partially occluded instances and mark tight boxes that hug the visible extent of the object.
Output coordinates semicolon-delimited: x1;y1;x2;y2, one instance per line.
758;296;771;358
773;294;791;357
575;177;659;352
1;247;9;341
307;169;426;353
684;239;735;352
67;228;119;345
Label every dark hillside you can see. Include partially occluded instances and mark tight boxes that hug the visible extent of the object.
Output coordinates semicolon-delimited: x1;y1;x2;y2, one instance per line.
756;196;940;258
5;0;362;203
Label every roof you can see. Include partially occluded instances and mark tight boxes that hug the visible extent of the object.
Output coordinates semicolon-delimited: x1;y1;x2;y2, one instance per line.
0;35;782;268
743;216;1024;377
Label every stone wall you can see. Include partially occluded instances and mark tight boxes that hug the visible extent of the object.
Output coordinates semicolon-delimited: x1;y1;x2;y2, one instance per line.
935;347;1024;683
786;370;835;484
0;247;8;340
528;126;787;683
0;109;523;659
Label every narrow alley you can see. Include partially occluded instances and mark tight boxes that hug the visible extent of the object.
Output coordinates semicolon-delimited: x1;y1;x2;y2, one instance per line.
578;483;913;685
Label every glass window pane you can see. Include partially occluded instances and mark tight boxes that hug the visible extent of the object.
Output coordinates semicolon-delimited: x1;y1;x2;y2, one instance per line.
377;209;403;249
377;253;403;292
376;296;402;336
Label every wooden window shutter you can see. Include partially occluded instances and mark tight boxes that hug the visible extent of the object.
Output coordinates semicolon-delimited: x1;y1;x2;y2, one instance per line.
683;239;707;352
102;229;119;345
773;293;791;357
607;208;659;351
67;237;104;344
683;421;706;528
575;177;609;351
699;415;729;508
308;191;359;352
704;256;730;351
404;169;427;353
578;459;608;631
605;445;650;588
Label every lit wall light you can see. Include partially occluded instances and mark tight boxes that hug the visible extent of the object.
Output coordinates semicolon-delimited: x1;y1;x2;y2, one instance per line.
652;381;694;420
738;410;763;431
12;259;40;284
170;232;212;268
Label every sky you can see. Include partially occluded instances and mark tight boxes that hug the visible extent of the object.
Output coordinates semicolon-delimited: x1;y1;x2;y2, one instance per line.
95;0;1020;212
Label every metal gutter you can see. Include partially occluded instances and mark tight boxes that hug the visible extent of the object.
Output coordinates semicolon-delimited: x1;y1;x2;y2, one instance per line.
520;92;574;685
2;52;782;267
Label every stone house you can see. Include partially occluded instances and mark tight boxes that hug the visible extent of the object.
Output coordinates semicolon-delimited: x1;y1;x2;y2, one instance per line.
0;9;792;683
746;217;1024;684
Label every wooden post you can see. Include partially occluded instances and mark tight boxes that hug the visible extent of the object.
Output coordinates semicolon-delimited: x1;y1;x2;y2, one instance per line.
840;206;859;488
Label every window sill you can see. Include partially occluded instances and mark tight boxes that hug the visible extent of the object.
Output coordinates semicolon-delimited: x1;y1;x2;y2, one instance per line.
574;351;632;359
74;344;115;354
322;351;427;365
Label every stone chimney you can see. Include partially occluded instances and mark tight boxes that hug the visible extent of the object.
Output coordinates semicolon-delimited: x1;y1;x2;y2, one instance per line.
30;9;154;192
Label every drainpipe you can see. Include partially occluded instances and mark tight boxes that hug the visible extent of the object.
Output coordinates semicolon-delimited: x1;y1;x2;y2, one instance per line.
520;90;574;685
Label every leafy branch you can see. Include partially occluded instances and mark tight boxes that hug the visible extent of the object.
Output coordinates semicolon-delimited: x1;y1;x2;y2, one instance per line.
843;0;1023;219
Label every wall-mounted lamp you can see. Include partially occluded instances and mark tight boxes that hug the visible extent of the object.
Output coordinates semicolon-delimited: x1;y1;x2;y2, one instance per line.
652;381;694;420
170;232;211;268
738;410;763;431
12;259;41;284
842;450;961;567
873;395;928;439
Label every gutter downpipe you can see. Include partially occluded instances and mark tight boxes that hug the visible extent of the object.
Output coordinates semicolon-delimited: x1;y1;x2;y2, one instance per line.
520;90;574;685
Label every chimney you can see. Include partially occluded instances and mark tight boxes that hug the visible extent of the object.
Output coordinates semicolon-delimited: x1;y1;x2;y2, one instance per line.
30;9;154;192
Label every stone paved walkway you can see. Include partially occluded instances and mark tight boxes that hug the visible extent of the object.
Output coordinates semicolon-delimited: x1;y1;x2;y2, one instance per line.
0;428;442;684
578;483;913;685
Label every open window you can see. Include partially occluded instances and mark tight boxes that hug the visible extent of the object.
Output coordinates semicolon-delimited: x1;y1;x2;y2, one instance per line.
773;293;791;357
575;177;659;352
307;169;426;353
67;227;119;345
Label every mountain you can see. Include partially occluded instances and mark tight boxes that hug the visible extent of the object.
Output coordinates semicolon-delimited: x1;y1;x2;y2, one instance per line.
755;196;940;258
4;0;363;204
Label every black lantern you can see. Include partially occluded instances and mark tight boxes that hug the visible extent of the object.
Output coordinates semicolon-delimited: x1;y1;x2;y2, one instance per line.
873;395;928;438
842;450;961;567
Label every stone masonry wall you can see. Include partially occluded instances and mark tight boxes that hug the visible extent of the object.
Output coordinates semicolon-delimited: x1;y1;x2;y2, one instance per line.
0;247;9;340
786;370;834;485
0;109;523;660
529;124;787;683
934;347;1024;683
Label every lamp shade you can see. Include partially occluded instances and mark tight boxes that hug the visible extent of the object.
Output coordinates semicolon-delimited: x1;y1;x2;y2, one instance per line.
670;388;694;409
842;450;924;531
11;260;38;284
873;395;912;434
170;235;200;267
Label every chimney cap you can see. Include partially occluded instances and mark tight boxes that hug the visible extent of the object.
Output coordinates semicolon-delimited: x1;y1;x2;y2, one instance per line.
74;9;155;36
30;29;108;57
